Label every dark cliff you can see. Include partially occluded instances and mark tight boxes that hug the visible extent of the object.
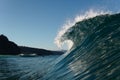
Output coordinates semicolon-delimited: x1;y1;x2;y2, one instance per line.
0;35;64;55
0;35;21;55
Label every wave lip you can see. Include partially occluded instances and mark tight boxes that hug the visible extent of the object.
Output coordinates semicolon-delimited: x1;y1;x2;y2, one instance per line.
55;9;111;50
44;13;120;80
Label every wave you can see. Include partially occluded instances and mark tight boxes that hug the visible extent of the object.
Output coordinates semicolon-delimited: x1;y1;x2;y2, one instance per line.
42;13;120;80
55;9;111;50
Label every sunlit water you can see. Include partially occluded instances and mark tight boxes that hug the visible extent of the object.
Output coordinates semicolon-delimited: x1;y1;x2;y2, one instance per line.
0;55;59;80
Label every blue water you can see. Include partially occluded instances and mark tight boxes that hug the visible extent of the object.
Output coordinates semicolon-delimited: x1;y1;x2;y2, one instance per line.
0;13;120;80
42;13;120;80
0;55;59;80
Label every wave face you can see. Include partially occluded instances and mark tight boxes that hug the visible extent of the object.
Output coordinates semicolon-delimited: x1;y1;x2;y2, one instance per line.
54;10;111;49
42;13;120;80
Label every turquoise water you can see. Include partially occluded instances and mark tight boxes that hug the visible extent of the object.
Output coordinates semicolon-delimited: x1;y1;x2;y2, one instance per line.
0;55;59;80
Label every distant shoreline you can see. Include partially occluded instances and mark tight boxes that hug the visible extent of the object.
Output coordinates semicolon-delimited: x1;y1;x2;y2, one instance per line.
0;34;65;56
19;46;65;56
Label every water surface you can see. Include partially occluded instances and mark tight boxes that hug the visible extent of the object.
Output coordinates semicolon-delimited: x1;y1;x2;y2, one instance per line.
0;55;59;80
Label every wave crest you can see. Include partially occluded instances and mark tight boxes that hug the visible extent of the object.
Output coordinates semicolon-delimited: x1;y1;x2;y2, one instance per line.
55;9;111;50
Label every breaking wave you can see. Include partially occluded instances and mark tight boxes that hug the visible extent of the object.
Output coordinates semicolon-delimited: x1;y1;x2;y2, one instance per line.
44;12;120;80
55;9;111;50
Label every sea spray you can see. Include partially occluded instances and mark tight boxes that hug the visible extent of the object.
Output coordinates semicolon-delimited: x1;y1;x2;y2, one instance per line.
55;9;111;50
43;12;120;80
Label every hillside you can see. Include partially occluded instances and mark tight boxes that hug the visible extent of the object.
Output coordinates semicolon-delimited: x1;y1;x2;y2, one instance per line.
20;46;64;55
0;34;64;55
0;35;21;55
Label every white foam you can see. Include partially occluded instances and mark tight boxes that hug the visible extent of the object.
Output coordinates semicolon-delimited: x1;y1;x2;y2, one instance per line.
55;9;111;50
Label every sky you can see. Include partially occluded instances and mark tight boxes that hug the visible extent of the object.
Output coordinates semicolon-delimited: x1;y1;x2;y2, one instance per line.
0;0;120;50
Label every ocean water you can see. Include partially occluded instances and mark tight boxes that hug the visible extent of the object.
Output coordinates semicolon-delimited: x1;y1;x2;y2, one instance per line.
0;13;120;80
42;13;120;80
0;55;59;80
